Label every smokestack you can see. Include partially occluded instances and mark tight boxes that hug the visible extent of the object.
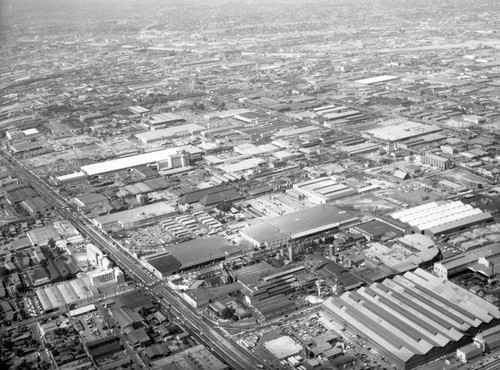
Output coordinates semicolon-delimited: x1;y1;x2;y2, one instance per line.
329;244;335;259
288;245;294;262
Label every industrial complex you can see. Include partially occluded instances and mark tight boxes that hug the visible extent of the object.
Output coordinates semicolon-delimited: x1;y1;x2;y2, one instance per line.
3;1;500;370
322;268;500;369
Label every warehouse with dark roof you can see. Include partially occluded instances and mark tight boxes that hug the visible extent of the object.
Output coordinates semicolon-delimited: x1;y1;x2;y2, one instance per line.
142;236;242;277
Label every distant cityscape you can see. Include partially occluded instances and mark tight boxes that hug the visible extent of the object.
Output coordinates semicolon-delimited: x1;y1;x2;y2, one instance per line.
1;1;500;370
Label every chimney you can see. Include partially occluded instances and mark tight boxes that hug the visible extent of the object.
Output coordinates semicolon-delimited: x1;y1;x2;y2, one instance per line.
329;244;335;259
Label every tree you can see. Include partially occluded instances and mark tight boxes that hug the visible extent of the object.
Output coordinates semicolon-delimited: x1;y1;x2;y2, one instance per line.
47;238;56;249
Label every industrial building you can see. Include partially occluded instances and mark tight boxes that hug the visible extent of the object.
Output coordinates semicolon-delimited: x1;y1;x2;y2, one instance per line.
135;123;205;143
35;278;94;313
263;336;303;360
73;193;108;211
215;157;266;176
362;120;442;144
235;262;305;319
88;267;125;286
128;105;150;116
363;235;440;273
322;268;500;370
433;243;500;279
287;177;357;204
350;219;405;241
142;236;241;278
389;201;493;238
340;142;380;156
145;113;185;129
354;75;399;85
92;202;177;231
422;153;453;170
80;147;198;177
179;185;243;208
21;196;52;216
27;225;61;247
240;205;358;249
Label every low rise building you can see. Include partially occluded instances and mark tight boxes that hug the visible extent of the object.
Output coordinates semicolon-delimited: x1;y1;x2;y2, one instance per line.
422;153;453;170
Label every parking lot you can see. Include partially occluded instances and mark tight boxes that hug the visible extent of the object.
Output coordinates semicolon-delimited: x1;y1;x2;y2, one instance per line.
72;310;111;342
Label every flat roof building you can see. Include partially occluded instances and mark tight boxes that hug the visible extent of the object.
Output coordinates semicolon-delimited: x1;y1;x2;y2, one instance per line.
80;147;198;177
27;225;61;247
142;236;241;277
355;75;399;85
146;113;185;129
135;123;205;143
362;121;442;143
241;205;358;248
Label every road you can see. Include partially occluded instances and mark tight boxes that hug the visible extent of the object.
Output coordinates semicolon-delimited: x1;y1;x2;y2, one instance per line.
1;151;269;370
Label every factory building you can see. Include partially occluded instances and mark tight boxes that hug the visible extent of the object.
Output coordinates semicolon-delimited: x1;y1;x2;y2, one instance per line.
322;268;500;370
142;236;241;278
433;243;500;279
240;205;358;249
235;262;305;320
35;278;94;313
389;201;493;238
79;146;199;177
143;113;185;129
73;193;108;211
421;153;453;170
287;177;357;204
362;120;442;144
135;123;205;143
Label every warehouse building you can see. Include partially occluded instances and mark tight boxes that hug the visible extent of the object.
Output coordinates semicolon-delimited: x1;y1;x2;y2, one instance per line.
240;205;358;249
80;147;199;177
142;236;241;278
145;113;185;129
135;123;205;143
322;268;500;370
474;325;500;352
287;177;357;204
389;201;493;238
73;193;108;211
128;105;150;116
93;202;177;231
36;278;93;313
21;196;52;216
350;219;405;241
354;75;399;85
362;120;442;144
433;243;500;279
27;225;61;247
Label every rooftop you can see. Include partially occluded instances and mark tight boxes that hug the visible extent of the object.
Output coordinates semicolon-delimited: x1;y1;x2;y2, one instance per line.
263;335;303;359
322;268;500;365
